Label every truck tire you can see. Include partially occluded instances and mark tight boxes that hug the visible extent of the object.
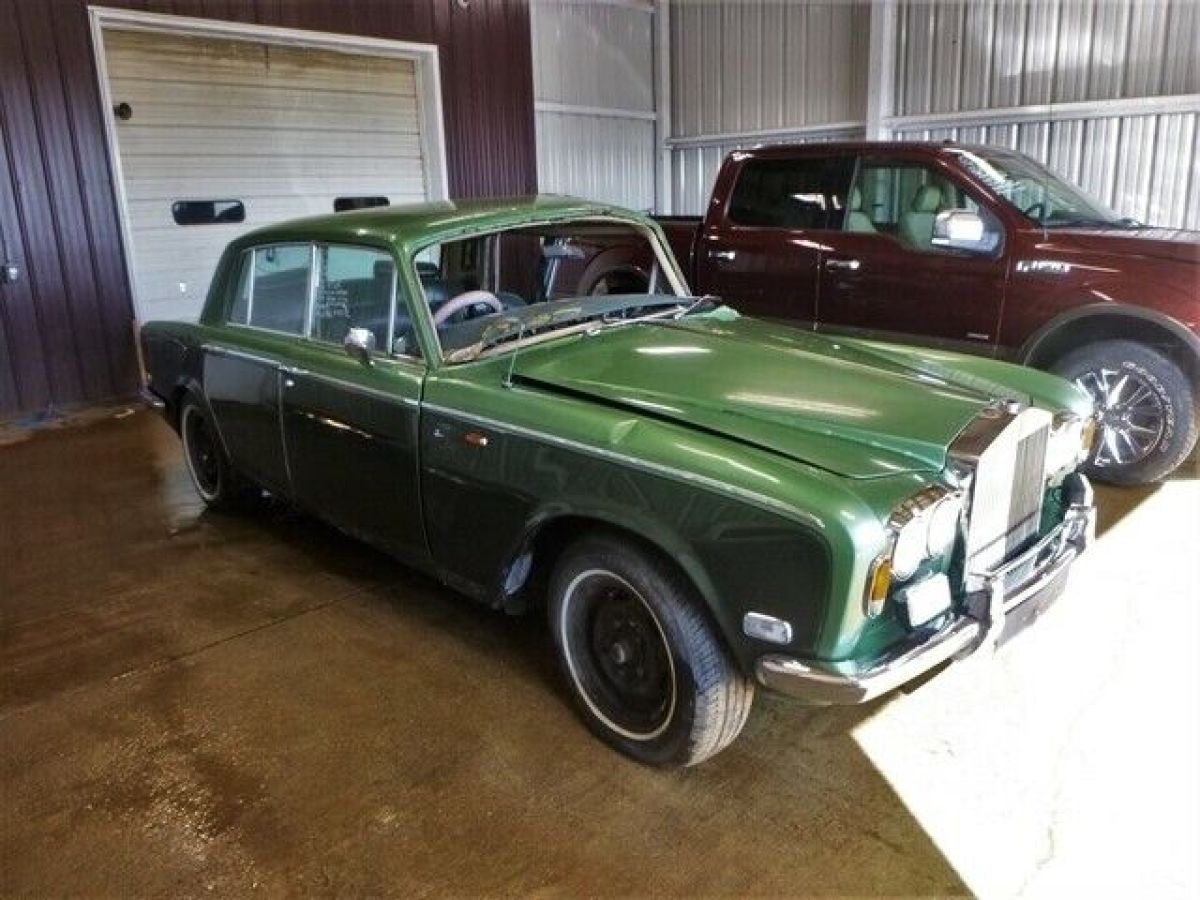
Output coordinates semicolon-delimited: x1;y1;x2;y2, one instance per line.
179;397;258;510
548;534;753;767
1051;340;1197;485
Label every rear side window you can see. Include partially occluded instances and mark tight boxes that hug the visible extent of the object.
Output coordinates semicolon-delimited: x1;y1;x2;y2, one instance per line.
226;244;313;335
728;157;853;230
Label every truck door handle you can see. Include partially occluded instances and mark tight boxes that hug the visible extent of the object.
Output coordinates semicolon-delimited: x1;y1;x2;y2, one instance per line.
824;258;861;272
710;249;737;262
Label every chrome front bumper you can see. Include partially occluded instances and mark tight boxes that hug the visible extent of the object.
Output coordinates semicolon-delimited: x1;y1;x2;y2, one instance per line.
756;475;1096;706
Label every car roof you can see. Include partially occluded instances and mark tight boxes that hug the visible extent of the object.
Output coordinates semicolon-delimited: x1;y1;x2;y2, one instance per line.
734;140;1022;158
234;195;640;250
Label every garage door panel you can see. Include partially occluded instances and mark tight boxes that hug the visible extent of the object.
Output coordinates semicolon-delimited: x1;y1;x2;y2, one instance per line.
105;32;418;97
114;127;424;160
106;92;420;132
122;176;426;203
103;27;429;322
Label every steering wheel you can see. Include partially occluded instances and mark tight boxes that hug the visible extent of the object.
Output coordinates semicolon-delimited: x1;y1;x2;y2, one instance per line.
431;290;505;327
1023;201;1046;221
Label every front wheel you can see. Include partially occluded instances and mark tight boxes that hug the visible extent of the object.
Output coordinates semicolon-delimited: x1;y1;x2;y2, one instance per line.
548;534;753;767
1051;340;1197;485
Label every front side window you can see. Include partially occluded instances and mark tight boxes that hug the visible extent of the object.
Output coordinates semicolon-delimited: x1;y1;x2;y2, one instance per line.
945;148;1128;228
311;245;413;356
728;157;853;230
845;162;999;253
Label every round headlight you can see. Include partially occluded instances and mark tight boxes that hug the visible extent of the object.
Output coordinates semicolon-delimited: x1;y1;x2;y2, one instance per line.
891;516;928;581
926;494;963;556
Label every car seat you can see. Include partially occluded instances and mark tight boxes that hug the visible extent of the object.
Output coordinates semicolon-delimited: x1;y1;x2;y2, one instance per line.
898;184;943;250
844;187;877;233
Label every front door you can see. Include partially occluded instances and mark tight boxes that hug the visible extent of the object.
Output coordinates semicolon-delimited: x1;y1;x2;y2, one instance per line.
280;244;426;563
694;154;854;324
816;157;1007;353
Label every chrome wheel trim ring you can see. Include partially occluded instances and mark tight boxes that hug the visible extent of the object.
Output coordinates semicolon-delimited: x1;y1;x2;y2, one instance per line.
181;404;222;502
1074;365;1166;468
559;568;677;742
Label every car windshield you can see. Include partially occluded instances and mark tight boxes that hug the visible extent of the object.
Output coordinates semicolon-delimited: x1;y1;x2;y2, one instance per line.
945;148;1135;229
411;218;698;362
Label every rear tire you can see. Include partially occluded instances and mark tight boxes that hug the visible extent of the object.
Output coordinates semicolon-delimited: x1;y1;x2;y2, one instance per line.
1051;340;1197;485
548;534;753;767
179;398;257;510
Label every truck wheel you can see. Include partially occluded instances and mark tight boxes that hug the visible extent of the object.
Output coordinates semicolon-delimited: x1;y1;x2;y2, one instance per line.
179;398;257;510
1051;340;1197;485
588;268;649;296
548;534;753;767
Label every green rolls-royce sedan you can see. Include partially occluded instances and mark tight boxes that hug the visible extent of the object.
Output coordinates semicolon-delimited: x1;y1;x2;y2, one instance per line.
141;196;1097;766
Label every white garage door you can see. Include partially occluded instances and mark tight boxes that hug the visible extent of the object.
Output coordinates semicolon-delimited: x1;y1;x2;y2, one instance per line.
102;29;431;322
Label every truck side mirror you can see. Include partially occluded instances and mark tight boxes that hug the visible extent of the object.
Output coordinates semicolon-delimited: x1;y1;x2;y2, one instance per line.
932;210;1000;254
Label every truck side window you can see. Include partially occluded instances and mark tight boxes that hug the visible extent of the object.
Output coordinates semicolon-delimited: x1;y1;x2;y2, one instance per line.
728;157;852;230
847;163;982;253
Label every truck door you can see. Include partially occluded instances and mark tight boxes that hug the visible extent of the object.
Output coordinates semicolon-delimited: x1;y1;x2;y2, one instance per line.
816;157;1007;353
694;154;854;325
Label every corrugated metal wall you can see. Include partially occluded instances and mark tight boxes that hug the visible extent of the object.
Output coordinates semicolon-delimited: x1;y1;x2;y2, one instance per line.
0;0;537;420
889;0;1200;229
530;0;657;210
669;0;871;214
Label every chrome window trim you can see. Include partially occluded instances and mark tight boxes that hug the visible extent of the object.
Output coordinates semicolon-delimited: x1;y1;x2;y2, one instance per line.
421;401;822;530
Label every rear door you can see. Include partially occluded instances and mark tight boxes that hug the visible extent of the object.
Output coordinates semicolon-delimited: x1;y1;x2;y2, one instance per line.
694;154;854;323
204;243;312;495
815;156;1007;352
279;244;426;563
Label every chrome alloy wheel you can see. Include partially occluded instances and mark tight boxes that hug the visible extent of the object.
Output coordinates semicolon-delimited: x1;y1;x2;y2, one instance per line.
1075;366;1166;468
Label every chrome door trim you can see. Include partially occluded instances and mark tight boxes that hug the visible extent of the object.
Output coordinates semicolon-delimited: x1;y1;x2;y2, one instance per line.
420;402;823;530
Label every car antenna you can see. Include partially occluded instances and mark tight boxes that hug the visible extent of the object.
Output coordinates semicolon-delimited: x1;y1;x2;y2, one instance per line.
502;320;526;389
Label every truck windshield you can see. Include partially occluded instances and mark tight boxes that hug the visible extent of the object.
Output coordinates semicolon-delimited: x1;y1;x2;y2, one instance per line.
945;148;1135;229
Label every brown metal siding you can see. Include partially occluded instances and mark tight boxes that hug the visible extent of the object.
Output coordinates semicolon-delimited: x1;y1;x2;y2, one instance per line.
0;0;538;419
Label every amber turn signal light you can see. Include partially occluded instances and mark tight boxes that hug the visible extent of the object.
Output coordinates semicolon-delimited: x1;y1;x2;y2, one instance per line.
864;555;892;618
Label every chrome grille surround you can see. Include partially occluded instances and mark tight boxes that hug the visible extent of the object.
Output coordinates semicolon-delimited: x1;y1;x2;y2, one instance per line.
950;406;1053;587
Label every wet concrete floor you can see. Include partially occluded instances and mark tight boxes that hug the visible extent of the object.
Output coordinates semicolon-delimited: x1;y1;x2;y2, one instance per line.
1;410;1196;896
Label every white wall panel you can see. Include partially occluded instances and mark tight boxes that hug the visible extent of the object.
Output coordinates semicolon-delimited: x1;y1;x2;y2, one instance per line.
668;0;869;215
536;111;656;211
530;0;657;211
894;0;1199;115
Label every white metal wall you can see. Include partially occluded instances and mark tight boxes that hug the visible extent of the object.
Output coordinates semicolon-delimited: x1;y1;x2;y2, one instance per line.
669;0;871;214
885;0;1200;229
530;0;657;211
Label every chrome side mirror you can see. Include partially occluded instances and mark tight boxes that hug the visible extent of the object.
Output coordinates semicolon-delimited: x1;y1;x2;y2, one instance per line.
932;209;1000;254
343;327;376;365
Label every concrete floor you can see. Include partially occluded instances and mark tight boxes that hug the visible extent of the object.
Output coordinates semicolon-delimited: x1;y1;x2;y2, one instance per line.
1;409;1197;897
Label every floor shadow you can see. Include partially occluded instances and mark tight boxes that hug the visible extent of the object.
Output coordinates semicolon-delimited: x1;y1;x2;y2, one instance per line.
1;409;968;896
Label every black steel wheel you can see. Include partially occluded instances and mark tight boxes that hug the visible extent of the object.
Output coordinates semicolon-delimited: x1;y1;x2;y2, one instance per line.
1052;340;1197;485
179;397;255;509
549;534;753;767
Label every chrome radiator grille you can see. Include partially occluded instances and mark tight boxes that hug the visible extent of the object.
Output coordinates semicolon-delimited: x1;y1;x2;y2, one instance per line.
961;408;1052;576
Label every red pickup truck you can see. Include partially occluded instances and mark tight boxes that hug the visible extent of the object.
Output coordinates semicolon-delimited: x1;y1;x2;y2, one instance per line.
583;142;1199;484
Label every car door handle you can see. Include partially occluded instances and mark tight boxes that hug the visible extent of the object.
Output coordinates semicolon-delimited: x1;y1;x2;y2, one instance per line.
710;249;737;262
824;258;861;272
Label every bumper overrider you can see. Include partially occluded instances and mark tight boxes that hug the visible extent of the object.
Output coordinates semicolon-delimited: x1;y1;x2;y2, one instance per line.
756;473;1096;705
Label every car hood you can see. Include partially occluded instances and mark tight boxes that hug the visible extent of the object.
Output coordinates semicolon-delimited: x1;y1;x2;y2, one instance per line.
1042;227;1200;265
512;314;1019;479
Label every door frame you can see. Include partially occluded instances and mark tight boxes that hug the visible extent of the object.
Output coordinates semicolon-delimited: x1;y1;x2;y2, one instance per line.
87;5;450;324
